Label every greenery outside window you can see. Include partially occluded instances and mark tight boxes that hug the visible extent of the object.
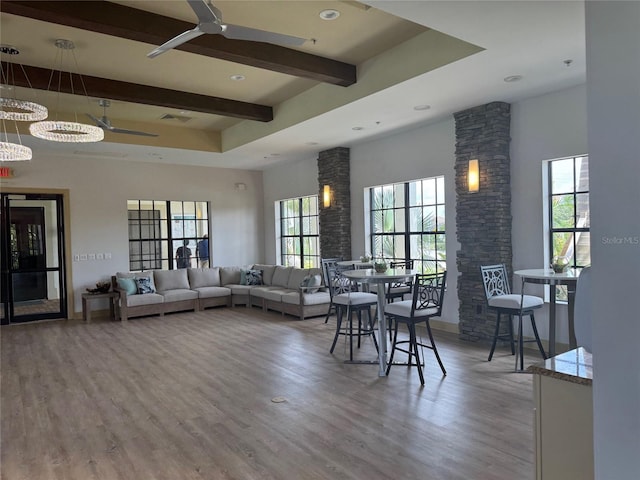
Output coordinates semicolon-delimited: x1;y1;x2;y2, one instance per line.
546;155;590;300
278;195;319;268
127;200;209;271
368;176;445;273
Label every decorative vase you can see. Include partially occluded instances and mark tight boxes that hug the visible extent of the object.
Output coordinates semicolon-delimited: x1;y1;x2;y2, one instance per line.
374;261;387;273
551;256;569;273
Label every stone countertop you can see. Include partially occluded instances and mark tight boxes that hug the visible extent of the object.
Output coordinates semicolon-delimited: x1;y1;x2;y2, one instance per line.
527;347;593;386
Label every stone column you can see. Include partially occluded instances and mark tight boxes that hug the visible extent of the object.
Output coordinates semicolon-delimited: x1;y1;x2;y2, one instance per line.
318;147;351;260
454;102;512;342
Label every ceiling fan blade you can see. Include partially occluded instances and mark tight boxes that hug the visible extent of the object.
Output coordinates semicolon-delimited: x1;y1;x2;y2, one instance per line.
187;0;220;24
147;27;206;58
86;113;110;129
222;24;306;46
109;127;159;137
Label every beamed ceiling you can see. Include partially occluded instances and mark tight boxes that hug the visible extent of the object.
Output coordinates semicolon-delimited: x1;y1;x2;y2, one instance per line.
1;1;586;170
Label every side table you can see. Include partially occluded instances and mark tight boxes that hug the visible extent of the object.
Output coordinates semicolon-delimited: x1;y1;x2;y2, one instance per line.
82;292;118;322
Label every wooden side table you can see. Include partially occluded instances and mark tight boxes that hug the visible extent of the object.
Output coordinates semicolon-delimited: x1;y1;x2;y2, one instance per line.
82;292;118;322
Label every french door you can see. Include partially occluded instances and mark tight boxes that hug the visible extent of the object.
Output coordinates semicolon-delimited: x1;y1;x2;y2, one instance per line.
0;193;67;324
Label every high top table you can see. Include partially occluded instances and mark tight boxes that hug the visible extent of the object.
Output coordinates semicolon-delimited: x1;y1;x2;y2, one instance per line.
514;268;580;357
342;268;415;376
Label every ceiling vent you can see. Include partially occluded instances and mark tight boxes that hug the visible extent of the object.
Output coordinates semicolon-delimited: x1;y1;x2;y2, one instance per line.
159;113;192;123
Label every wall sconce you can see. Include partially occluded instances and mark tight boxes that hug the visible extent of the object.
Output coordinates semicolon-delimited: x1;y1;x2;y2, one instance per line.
323;184;331;208
468;159;479;192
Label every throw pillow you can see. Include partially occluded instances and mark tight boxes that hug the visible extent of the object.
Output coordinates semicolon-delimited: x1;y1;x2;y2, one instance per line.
135;276;156;294
241;269;263;285
116;277;137;295
300;274;322;294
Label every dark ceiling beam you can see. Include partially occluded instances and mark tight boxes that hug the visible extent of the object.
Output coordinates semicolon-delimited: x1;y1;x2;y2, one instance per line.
1;62;273;122
1;0;357;87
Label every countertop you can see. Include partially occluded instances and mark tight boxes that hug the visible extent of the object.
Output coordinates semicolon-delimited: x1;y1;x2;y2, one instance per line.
527;347;593;386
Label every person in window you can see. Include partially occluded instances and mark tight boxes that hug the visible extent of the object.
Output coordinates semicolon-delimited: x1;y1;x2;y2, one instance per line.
176;240;192;269
197;234;209;268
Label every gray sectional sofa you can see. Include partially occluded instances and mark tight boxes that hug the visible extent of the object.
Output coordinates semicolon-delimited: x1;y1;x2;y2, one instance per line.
112;264;328;322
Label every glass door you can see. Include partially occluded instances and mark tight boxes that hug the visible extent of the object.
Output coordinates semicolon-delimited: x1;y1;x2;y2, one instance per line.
0;193;67;324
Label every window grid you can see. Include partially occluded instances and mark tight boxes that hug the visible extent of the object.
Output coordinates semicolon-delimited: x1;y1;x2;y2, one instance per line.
128;200;209;271
547;155;590;300
369;177;446;274
279;195;319;268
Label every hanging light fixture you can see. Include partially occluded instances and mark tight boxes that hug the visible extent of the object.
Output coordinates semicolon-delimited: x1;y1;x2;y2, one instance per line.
29;39;103;143
0;45;47;161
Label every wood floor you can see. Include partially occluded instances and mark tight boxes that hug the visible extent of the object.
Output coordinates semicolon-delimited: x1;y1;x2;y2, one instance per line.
1;307;540;480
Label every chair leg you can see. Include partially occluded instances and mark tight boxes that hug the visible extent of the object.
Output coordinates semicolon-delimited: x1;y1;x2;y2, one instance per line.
348;306;354;361
507;314;515;355
324;301;334;323
367;308;379;353
385;322;400;376
425;319;446;376
516;314;524;371
409;324;425;385
330;306;343;353
356;310;362;349
529;313;547;359
488;311;502;361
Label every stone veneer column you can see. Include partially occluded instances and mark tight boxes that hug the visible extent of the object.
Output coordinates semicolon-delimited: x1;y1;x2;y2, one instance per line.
454;102;512;342
318;147;351;259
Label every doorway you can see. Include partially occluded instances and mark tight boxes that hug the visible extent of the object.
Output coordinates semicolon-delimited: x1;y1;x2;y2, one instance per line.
0;193;67;324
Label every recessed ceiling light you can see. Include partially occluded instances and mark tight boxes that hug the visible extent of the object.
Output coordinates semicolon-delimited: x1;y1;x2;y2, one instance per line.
414;104;431;111
504;75;523;83
306;142;319;146
319;9;340;20
230;74;246;81
270;153;280;157
352;126;364;131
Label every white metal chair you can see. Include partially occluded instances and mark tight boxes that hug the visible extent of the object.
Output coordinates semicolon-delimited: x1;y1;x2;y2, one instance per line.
324;263;378;361
384;271;447;385
481;264;546;370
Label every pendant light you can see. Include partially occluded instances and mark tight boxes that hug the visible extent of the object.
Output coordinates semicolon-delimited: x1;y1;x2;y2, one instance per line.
29;39;103;143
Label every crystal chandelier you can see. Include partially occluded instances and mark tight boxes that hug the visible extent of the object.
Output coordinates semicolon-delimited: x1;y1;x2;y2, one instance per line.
29;39;103;143
0;45;46;161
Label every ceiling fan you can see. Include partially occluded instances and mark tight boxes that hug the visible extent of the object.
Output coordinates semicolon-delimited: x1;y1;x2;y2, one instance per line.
86;100;159;137
147;0;306;58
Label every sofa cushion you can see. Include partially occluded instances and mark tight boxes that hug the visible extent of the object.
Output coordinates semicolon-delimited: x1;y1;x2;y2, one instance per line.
250;286;282;299
194;286;231;298
160;289;198;302
116;277;137;295
282;291;331;306
252;264;276;285
135;276;156;294
127;293;164;307
229;285;252;295
188;267;221;288
287;268;309;290
260;288;290;302
220;266;242;286
272;266;293;287
154;269;190;292
241;269;263;285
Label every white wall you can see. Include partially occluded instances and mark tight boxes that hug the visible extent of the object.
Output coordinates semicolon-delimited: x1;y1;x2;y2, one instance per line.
586;2;640;477
3;153;264;315
511;84;588;342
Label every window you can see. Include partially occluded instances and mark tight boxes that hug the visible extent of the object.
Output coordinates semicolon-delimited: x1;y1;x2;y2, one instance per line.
546;155;590;300
278;195;319;268
368;176;446;273
127;200;209;271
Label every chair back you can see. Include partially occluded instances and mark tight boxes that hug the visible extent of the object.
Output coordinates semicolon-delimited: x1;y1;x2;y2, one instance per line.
323;262;354;300
410;271;447;317
387;260;414;296
390;260;414;270
480;264;512;301
321;257;342;287
573;266;592;352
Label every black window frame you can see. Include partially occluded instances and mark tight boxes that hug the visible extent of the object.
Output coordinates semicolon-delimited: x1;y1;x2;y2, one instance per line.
279;195;319;268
